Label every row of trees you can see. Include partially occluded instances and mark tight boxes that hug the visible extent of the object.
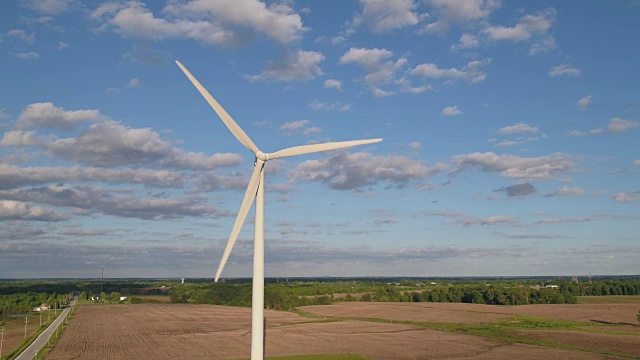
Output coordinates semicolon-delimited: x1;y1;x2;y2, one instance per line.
0;292;68;319
168;283;578;308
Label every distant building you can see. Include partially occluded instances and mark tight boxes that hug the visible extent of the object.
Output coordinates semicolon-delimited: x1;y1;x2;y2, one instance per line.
33;303;51;312
119;296;128;301
545;285;559;289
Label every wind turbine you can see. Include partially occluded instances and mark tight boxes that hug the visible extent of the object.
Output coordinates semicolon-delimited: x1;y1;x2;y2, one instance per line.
175;60;381;360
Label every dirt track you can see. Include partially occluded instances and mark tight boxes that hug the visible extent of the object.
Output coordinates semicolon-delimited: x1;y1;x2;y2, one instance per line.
44;303;633;360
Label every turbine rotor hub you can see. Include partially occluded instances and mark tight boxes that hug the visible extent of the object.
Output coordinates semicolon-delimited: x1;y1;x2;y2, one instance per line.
255;151;269;162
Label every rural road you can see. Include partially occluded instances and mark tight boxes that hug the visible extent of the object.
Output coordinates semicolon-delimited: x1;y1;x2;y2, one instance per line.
15;299;76;360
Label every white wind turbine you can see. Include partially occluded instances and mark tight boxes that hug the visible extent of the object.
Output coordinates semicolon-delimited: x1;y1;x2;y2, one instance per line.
175;60;381;360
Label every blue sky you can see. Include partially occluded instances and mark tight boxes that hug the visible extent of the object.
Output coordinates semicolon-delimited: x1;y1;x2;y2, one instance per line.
1;0;638;278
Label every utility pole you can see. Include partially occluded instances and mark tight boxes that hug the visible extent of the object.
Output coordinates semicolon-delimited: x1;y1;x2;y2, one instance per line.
1;327;5;358
24;316;28;338
101;266;104;297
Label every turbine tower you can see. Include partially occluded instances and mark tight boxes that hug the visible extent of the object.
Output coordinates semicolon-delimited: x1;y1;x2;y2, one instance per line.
175;60;381;360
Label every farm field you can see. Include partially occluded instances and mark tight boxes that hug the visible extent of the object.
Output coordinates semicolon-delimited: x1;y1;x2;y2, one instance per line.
1;311;60;359
129;294;172;303
44;302;639;360
577;295;640;304
1;316;41;358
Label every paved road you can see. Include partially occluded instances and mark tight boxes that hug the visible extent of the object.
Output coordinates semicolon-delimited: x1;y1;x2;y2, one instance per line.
15;300;75;360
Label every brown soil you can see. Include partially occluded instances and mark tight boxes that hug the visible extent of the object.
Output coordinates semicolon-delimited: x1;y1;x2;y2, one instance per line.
513;330;640;358
299;302;511;323
1;317;43;357
44;304;628;360
303;302;640;324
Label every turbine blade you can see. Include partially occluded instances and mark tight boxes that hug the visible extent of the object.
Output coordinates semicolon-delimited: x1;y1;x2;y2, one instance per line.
268;138;382;160
175;60;260;155
214;161;264;282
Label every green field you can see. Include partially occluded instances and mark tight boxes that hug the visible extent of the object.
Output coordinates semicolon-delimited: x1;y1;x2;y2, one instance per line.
576;295;640;304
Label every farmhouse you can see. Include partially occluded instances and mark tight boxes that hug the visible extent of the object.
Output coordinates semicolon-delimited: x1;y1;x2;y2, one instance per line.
33;303;51;312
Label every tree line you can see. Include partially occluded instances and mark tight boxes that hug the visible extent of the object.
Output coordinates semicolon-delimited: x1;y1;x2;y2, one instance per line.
0;292;68;319
167;278;640;308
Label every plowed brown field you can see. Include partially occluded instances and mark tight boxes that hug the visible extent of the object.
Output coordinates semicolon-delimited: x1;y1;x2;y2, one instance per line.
44;303;635;360
300;302;640;324
512;330;640;358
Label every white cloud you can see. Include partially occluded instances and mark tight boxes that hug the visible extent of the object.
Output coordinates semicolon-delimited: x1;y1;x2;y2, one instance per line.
340;47;393;69
340;47;408;95
309;100;350;112
451;33;479;50
634;160;640;166
498;123;538;135
15;102;103;130
396;78;432;94
496;182;536;197
302;127;322;136
494;140;517;147
0;164;185;190
613;192;637;203
452;152;575;180
11;52;40;59
528;36;556;55
576;95;592;110
291;152;446;190
410;59;489;84
46;119;242;169
6;29;36;44
0;200;67;222
58;41;70;49
27;0;74;14
249;50;324;82
324;79;342;91
279;119;321;136
568;117;638;136
91;0;305;45
442;106;462;116
280;120;310;131
607;117;639;132
354;0;419;33
0;130;47;147
549;64;581;77
424;210;518;226
534;217;594;225
0;184;230;220
483;8;555;42
423;0;500;33
544;186;586;197
371;87;394;97
126;78;142;88
409;141;421;150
